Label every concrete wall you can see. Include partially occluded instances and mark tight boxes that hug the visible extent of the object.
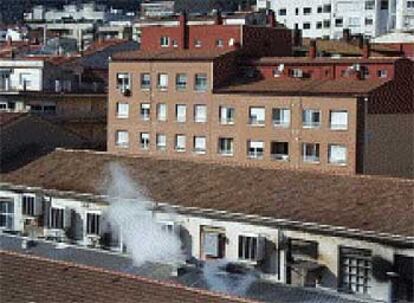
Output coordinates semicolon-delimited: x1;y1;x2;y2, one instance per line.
364;113;414;178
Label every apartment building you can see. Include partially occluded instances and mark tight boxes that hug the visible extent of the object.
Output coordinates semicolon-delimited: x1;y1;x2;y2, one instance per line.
256;0;413;39
1;149;413;302
108;28;413;178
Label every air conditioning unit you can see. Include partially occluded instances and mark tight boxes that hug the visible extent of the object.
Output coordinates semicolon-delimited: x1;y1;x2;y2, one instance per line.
121;87;131;96
353;64;361;71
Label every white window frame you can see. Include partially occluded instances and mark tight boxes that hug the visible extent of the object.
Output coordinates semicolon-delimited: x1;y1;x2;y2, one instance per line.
116;73;130;90
249;107;265;126
140;132;150;150
175;135;186;152
160;36;169;47
271;141;289;161
0;199;14;229
330;110;348;130
86;212;101;235
176;104;187;123
115;130;129;148
176;73;187;90
116;102;129;119
303;109;321;128
238;234;265;261
247;140;264;159
302;143;320;163
157;73;168;90
193;136;206;154
156;134;167;150
22;194;36;216
218;138;234;156
157;103;167;121
272;108;290;128
140;103;151;121
329;144;347;165
194;73;208;91
49;207;64;230
219;106;235;125
140;73;151;90
194;105;207;123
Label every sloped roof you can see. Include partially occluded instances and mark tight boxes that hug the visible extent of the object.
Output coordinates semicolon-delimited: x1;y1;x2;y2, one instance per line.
2;149;413;239
111;49;234;61
0;251;255;303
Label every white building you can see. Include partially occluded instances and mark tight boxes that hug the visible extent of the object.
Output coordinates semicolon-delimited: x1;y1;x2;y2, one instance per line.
256;0;414;39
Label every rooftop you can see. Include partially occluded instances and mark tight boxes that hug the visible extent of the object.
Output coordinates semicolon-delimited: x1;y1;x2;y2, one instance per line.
215;78;388;96
111;49;235;61
0;112;26;127
1;149;413;241
0;250;255;303
250;56;401;65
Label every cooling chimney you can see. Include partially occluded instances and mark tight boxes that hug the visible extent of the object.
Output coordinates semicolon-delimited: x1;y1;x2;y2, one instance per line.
362;39;371;59
343;28;351;42
309;39;317;59
267;9;276;27
214;9;223;25
179;11;188;49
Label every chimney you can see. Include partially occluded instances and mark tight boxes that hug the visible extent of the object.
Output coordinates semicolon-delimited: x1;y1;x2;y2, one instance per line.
214;9;223;25
293;29;302;47
6;36;12;47
358;34;364;49
309;39;317;59
179;11;188;49
267;9;276;27
362;39;371;59
343;28;351;42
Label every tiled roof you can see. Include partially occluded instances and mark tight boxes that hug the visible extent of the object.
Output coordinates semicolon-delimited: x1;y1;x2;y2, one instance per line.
250;56;400;65
2;149;413;239
215;78;388;96
0;250;256;303
0;112;26;127
111;49;235;61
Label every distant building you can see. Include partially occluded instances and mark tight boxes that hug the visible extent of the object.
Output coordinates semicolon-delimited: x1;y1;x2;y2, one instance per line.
140;1;175;18
256;0;414;39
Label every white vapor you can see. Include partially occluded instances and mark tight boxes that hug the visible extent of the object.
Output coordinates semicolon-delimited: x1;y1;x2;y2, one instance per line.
102;162;185;267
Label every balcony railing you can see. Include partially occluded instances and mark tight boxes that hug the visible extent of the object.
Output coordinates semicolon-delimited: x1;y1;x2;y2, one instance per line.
248;151;264;159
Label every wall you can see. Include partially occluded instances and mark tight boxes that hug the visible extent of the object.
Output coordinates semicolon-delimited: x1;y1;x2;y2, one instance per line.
364;113;414;178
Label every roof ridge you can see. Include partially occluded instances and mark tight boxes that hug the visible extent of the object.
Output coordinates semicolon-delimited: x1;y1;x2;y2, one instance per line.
0;250;259;303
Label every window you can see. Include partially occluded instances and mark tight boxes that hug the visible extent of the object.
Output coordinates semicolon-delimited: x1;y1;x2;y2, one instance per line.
216;39;224;47
316;22;323;29
160;36;169;47
247;140;264;159
249;107;265;126
377;69;388;78
176;104;187;122
408;1;414;8
44;105;56;114
116;102;129;118
176;73;187;90
279;8;287;15
175;135;186;152
218;138;233;156
303;7;312;15
87;213;100;235
303;109;321;128
329;144;347;165
140;73;151;90
323;4;331;12
349;17;361;27
194;136;206;154
336;18;343;27
115;130;129;147
194;105;207;123
290;69;304;78
22;195;35;216
172;40;178;47
194;74;208;91
303;22;311;30
140;103;150;121
194;39;202;48
272;108;290;127
317;6;323;13
219;106;235;124
365;0;375;9
50;207;64;229
238;235;264;261
19;73;32;89
302;143;320;163
116;73;130;90
140;132;150;150
380;0;388;9
156;134;166;150
295;7;299;15
330;110;348;130
323;20;331;28
339;247;371;294
365;18;373;25
271;142;289;161
0;200;13;229
157;73;168;90
157;103;167;121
